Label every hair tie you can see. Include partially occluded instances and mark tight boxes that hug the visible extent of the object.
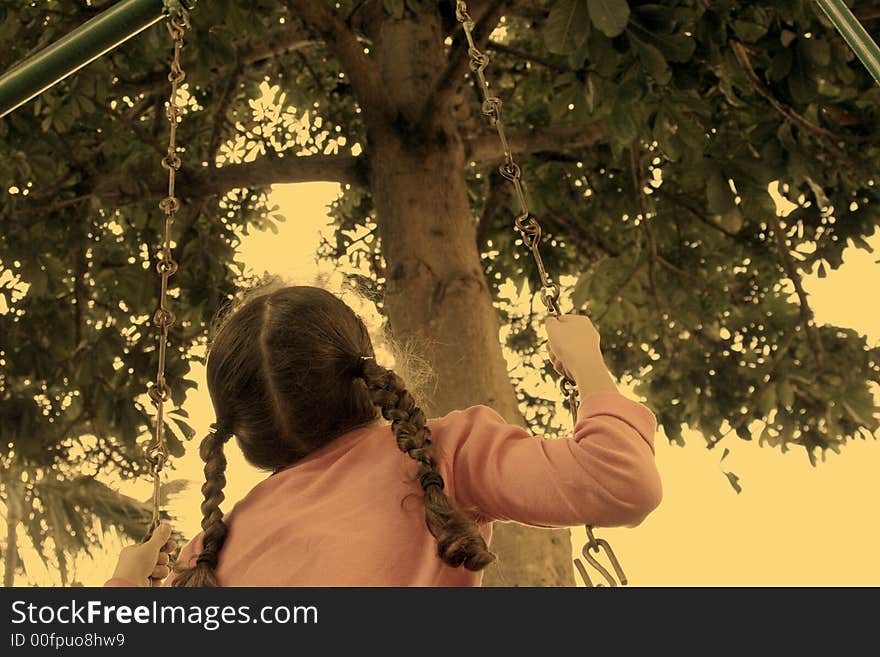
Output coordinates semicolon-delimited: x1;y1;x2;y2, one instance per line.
419;471;445;491
209;418;234;438
351;354;375;379
196;549;217;566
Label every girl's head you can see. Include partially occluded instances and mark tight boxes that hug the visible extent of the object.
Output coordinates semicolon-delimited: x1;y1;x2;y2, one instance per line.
173;280;495;586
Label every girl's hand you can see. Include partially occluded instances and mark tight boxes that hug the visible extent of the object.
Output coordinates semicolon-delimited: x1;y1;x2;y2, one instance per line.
545;314;619;397
545;314;602;382
111;523;177;587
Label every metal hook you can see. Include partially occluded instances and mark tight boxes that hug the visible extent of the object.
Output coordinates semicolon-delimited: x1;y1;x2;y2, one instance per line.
573;526;627;587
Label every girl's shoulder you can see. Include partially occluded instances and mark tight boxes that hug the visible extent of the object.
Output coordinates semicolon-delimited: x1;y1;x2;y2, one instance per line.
428;404;504;424
426;405;508;446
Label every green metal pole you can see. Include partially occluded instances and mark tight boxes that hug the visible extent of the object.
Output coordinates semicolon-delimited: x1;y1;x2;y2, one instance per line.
0;0;193;119
816;0;880;87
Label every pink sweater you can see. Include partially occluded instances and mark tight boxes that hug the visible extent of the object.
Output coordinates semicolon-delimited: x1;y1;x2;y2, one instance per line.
105;391;661;587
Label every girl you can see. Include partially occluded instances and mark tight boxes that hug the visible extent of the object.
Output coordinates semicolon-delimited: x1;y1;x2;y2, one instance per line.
106;283;662;587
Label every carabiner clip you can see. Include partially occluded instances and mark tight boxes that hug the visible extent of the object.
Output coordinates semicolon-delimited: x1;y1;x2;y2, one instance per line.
573;526;627;587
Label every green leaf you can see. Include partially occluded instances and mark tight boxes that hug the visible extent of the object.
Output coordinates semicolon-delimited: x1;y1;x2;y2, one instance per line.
569;41;592;69
778;381;795;408
758;384;778;416
608;104;638;145
628;32;671;84
405;0;431;13
664;419;684;446
587;0;630;38
841;399;870;426
767;47;793;82
706;171;736;214
171;415;197;441
544;0;590;55
621;297;638;318
23;260;50;297
583;73;597;113
801;37;831;67
852;235;875;253
723;208;745;233
615;76;645;105
631;4;675;33
788;46;817;104
723;471;743;494
733;20;767;43
383;0;405;19
571;272;592;308
653;104;682;160
628;20;695;63
588;30;620;76
675;112;707;152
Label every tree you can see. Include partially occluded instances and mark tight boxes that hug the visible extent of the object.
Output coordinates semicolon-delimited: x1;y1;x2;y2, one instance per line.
2;0;879;586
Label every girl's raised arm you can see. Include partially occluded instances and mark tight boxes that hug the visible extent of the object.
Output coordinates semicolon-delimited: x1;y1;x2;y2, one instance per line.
431;391;662;529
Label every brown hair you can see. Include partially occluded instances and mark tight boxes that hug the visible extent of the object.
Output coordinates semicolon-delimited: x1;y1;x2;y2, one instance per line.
172;279;495;586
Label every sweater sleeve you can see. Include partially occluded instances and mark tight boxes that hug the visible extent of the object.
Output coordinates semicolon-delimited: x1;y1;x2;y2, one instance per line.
430;391;663;529
103;532;203;587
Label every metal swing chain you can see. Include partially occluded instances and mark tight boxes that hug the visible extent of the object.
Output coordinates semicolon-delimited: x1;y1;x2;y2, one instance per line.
143;6;190;554
454;1;627;588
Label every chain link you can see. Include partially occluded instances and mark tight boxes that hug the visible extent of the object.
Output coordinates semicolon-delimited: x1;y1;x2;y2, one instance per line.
143;10;189;551
454;5;567;331
454;1;625;587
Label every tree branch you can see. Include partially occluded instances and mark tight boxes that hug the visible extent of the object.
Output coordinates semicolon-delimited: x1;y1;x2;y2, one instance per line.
242;30;321;67
769;213;826;369
15;195;91;218
282;0;387;119
207;64;243;166
464;123;608;162
487;39;569;72
422;0;508;128
294;50;328;97
39;124;607;217
192;153;368;197
630;141;656;260
730;40;860;172
631;141;673;352
113;23;319;100
658;188;767;250
542;199;622;259
594;259;649;325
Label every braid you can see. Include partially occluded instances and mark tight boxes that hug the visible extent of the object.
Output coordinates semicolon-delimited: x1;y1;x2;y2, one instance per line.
172;425;234;587
361;359;496;571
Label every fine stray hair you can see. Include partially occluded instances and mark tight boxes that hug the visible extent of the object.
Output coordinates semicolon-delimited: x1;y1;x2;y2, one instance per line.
172;277;495;586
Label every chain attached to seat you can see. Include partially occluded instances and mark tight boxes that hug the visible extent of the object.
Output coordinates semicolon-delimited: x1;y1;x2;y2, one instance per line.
453;1;626;587
141;4;190;574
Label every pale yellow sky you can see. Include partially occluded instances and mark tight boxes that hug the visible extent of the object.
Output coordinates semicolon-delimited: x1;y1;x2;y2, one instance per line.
12;180;880;587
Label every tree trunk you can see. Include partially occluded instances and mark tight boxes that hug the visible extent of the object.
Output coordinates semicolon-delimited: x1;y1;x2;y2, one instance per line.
2;467;22;587
365;12;575;586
